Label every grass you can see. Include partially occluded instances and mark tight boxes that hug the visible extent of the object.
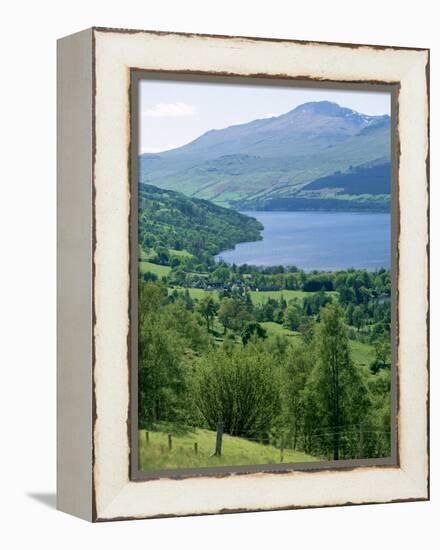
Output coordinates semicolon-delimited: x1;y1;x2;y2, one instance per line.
349;339;375;368
139;246;193;260
139;427;318;471
249;289;336;306
258;322;374;367
249;289;308;305
175;288;322;304
139;261;171;277
260;321;299;340
180;287;213;300
170;248;193;258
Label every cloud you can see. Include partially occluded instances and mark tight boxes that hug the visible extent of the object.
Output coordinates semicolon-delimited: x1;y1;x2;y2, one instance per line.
142;102;195;118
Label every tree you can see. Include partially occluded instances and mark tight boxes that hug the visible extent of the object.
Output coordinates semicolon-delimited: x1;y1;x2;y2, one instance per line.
138;320;185;424
196;343;280;437
298;317;315;344
154;245;170;265
162;300;211;353
282;343;313;449
283;302;302;331
306;304;370;460
183;288;194;311
210;264;230;285
352;305;365;331
218;297;252;333
260;298;278;322
346;303;355;325
137;283;185;425
138;280;163;327
370;338;391;374
241;321;267;345
197;295;218;332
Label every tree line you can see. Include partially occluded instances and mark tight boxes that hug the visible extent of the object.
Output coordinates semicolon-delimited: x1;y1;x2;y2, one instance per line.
138;281;391;461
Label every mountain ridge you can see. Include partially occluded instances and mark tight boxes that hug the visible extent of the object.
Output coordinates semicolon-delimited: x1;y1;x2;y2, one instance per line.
139;101;391;211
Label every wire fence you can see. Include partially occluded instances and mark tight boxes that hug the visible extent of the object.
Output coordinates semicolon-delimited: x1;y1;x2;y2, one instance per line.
140;423;391;462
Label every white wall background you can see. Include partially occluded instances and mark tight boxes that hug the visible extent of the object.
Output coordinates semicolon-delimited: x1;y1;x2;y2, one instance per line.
0;0;437;548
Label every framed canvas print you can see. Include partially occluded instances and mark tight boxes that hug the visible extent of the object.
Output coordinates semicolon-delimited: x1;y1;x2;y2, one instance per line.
57;27;429;521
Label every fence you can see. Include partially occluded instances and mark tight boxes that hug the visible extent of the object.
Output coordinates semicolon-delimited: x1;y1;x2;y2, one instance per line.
141;423;391;463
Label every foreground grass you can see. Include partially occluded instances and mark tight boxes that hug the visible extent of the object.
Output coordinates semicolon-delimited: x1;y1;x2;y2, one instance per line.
139;427;318;471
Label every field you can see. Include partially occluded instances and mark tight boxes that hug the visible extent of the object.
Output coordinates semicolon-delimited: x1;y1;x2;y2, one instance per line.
260;321;298;339
170;249;193;258
260;322;375;367
139;261;171;277
178;287;212;300
349;339;376;368
249;289;308;305
249;289;336;305
174;288;326;305
139;427;318;470
167;288;337;306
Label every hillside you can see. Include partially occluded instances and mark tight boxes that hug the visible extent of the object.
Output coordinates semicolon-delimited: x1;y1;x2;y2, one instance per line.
139;101;391;211
138;183;263;259
139;427;318;470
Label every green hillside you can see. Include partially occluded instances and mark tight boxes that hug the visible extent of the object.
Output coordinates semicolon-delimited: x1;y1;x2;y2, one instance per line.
139;427;318;470
138;183;263;260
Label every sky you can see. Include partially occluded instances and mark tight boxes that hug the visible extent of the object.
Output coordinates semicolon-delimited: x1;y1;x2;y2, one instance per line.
139;79;391;154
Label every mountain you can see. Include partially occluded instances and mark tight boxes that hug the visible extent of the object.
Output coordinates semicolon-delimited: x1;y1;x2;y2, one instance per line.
139;101;391;211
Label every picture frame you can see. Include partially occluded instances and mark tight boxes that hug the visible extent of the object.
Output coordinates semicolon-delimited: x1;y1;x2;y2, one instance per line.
57;27;429;522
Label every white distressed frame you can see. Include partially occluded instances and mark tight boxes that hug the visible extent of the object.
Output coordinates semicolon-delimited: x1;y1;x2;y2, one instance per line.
58;28;429;522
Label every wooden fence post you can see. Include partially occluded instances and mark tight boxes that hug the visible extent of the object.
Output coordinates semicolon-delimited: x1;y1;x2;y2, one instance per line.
168;434;172;451
145;431;149;445
215;422;224;456
280;436;284;463
194;442;198;455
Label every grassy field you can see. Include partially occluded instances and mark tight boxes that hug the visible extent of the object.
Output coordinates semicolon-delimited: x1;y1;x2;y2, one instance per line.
168;287;337;305
180;287;213;300
139;261;171;277
256;322;374;367
170;248;193;258
349;339;375;368
260;321;299;340
249;289;308;305
249;289;336;305
139;247;193;260
139;427;318;470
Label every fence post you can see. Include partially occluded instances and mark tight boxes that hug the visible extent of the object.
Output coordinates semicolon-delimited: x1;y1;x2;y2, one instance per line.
359;424;364;459
168;434;172;451
215;422;224;456
280;436;284;463
194;442;198;455
145;431;149;445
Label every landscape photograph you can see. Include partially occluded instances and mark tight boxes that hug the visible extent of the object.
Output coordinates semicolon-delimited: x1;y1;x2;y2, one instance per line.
136;78;393;472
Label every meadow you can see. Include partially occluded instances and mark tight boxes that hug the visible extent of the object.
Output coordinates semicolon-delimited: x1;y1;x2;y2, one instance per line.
139;427;318;470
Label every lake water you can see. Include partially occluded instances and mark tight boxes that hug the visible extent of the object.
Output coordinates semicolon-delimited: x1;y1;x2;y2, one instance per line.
215;211;390;271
